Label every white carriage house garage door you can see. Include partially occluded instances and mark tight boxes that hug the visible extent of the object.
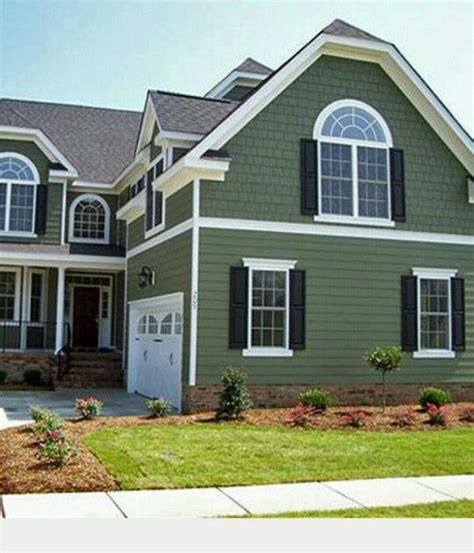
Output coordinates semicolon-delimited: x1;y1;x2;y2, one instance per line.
128;293;183;410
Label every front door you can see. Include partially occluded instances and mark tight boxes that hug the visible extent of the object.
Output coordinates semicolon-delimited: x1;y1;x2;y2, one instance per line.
73;287;100;348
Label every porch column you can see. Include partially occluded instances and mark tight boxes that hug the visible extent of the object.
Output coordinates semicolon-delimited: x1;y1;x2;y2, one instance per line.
55;266;66;352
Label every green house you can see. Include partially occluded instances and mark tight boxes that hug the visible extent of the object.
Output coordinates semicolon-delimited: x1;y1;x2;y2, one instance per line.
0;20;472;411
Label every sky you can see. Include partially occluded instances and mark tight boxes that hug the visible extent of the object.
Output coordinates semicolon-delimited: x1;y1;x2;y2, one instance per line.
1;0;473;135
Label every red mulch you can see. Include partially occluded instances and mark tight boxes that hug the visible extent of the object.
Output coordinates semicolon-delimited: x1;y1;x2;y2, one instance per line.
0;403;472;494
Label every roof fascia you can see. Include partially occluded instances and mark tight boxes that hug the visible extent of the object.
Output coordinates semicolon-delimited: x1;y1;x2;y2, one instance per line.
134;93;162;156
205;70;267;98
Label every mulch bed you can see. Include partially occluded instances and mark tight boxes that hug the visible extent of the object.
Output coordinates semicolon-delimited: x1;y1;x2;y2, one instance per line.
0;403;472;495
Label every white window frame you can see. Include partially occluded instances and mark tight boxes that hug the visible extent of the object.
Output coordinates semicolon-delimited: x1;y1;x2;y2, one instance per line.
0;267;22;323
69;193;110;244
242;258;296;358
412;268;457;359
144;151;167;240
27;268;47;324
313;99;394;228
0;152;39;237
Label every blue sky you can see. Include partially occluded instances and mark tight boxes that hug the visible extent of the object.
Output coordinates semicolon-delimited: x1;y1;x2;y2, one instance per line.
1;1;472;134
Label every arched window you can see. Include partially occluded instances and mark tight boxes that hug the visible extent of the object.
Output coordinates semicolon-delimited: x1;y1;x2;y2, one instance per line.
160;312;182;335
0;153;39;233
314;100;393;221
69;194;110;243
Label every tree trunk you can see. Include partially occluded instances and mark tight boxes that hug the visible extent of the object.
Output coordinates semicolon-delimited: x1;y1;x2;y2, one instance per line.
382;370;386;412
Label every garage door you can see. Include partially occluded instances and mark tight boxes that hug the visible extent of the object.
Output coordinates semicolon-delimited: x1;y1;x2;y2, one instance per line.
128;294;183;410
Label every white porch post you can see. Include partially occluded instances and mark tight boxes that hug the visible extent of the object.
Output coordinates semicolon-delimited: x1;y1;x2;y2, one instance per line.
55;266;66;352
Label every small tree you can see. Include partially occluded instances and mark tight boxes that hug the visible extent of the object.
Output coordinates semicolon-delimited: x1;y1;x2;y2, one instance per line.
216;367;252;420
363;346;404;411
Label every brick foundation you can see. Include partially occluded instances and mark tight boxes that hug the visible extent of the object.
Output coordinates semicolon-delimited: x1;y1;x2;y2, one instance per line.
182;382;474;414
0;353;55;385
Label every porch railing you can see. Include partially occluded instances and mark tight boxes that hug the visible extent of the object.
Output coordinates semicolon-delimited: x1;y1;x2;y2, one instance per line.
0;320;70;353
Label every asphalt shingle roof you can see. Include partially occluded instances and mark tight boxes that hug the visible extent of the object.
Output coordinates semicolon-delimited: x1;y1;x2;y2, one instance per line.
149;91;239;135
0;99;142;183
234;57;273;75
323;19;387;43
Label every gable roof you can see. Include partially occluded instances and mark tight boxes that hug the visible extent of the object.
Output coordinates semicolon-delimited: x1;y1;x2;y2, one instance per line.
149;91;239;135
233;57;273;75
0;99;142;183
323;19;387;43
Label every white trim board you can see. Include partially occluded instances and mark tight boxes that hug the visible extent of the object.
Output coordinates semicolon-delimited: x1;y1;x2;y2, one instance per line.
126;218;193;258
198;217;474;246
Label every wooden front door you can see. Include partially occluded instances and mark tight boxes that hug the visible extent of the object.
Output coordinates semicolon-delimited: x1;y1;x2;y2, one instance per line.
73;287;100;348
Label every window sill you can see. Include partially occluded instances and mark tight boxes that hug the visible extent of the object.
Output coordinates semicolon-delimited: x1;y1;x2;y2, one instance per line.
0;231;37;238
242;348;294;358
69;238;109;245
145;223;165;240
413;350;455;359
313;215;395;228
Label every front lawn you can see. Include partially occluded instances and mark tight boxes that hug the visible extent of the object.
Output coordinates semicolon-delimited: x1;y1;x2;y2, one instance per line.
246;500;474;518
84;423;474;490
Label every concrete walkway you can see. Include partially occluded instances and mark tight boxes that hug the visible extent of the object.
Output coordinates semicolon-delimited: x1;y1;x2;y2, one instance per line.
1;475;472;518
0;388;148;429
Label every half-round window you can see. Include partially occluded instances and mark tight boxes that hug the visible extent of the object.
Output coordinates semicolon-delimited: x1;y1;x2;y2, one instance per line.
314;100;392;220
0;153;39;233
69;194;110;243
137;315;147;334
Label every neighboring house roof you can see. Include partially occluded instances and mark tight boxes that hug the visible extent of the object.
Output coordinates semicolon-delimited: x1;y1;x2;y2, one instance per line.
149;91;239;135
0;99;142;183
233;57;273;75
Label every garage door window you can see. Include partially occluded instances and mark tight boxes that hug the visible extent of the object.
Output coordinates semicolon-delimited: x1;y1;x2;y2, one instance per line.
160;312;182;335
138;315;147;334
148;315;159;334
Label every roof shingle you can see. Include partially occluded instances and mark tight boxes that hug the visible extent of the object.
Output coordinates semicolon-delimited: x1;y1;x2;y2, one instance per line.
323;19;387;43
234;57;273;75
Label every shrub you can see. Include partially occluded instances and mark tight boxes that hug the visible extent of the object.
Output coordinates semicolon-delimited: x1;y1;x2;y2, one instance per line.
419;387;451;409
216;367;252;420
286;404;320;428
147;397;172;418
75;397;103;419
30;407;63;435
0;370;6;384
299;388;332;411
391;408;416;428
363;346;404;411
426;403;449;426
341;410;370;428
36;429;77;466
459;407;474;423
23;368;42;386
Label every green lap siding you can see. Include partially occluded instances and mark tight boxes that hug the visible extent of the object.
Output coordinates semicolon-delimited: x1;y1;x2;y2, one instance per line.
196;228;473;385
200;56;472;235
126;230;192;379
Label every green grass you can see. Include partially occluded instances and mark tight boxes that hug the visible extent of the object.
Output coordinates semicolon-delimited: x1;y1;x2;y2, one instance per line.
84;424;474;490
245;500;474;518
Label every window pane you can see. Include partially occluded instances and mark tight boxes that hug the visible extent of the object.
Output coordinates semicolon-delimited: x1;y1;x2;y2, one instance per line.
0;271;16;320
321;106;387;143
419;278;450;350
250;269;287;348
320;143;353;215
30;273;43;322
73;198;107;240
0;156;35;181
10;184;34;232
357;147;388;219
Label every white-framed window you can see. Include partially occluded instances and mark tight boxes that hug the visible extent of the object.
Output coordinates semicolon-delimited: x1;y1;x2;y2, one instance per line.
242;258;296;357
144;153;166;239
0;153;39;236
0;268;21;322
28;269;47;323
160;312;182;335
313;100;394;227
413;268;457;359
69;193;110;244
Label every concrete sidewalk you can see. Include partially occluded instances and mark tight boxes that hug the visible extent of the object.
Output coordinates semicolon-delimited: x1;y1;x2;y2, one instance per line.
1;475;472;518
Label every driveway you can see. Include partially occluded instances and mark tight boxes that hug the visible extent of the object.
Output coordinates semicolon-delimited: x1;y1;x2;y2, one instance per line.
0;388;148;429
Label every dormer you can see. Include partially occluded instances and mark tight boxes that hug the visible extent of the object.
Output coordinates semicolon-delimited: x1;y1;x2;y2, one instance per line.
205;58;272;101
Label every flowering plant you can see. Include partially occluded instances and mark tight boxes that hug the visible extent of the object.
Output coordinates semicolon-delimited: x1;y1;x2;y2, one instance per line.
459;407;474;423
426;403;449;426
147;397;173;418
391;408;416;428
37;428;77;466
286;403;321;428
75;397;103;419
341;410;370;428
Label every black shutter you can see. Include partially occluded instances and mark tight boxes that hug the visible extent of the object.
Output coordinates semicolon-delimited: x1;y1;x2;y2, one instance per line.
289;269;305;350
229;267;248;348
35;184;48;234
401;275;417;351
155;159;163;180
300;139;318;215
451;277;465;351
390;148;406;222
145;168;154;231
154;191;163;226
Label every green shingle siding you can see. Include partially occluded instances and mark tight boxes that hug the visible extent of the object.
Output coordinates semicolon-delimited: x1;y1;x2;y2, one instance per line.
196;228;473;385
126;230;192;380
200;56;472;235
